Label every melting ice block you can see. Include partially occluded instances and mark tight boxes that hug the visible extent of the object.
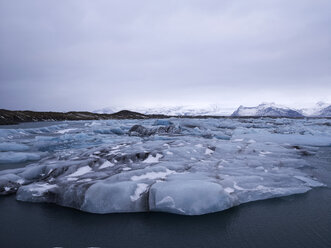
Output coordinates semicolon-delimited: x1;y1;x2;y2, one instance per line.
149;180;233;215
82;181;148;213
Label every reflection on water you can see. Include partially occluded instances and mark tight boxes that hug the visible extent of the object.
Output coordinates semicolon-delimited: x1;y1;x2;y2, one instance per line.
1;188;331;248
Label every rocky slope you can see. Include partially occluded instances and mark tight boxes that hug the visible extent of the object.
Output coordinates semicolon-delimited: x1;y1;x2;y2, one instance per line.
0;109;165;125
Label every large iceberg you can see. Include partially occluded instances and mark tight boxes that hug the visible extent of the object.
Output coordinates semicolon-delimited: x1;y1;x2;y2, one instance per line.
0;118;330;215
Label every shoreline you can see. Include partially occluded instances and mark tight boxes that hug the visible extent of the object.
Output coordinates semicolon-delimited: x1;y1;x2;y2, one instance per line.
1;109;330;125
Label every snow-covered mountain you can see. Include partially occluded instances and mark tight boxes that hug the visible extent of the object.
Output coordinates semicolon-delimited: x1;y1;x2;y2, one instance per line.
94;102;331;117
94;105;235;116
93;107;117;114
134;105;235;116
299;102;331;117
231;103;304;117
318;105;331;117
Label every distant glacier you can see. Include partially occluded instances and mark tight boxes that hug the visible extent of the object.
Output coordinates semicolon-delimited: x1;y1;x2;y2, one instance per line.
94;102;331;117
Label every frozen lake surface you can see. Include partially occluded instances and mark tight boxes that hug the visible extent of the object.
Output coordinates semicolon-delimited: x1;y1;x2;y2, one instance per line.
0;118;330;215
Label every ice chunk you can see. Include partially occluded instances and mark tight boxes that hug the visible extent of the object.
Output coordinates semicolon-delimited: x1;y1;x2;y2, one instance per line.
0;142;29;152
0;152;41;164
149;180;233;215
0;173;24;195
82;181;147;213
17;183;58;202
0;117;329;215
29;183;58;196
294;176;325;187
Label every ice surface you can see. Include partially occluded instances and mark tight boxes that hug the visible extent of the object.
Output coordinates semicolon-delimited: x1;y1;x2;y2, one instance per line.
56;128;77;134
131;169;176;181
149;179;233;215
0;118;330;215
0;142;29;152
99;160;114;169
0;152;41;164
82;181;148;213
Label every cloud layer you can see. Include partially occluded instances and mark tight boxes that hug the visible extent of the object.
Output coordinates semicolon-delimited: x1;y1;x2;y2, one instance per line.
1;0;330;111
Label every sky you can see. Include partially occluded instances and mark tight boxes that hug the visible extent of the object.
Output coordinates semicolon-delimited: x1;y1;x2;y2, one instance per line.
0;0;330;112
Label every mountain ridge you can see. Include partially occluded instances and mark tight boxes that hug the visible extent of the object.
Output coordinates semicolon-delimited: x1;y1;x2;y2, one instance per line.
0;109;166;125
94;102;331;117
231;103;304;117
1;102;331;125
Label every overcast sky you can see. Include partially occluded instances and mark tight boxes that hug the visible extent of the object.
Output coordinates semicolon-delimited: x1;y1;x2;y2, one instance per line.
0;0;330;111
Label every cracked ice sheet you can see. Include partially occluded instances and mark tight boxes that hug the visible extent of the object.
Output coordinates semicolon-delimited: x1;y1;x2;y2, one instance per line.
0;118;330;215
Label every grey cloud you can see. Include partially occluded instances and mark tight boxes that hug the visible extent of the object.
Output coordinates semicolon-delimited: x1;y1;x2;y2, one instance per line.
0;0;330;111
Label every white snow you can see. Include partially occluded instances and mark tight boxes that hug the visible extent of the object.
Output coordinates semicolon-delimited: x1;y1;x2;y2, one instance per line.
205;148;214;155
224;187;234;194
29;183;58;197
56;128;77;134
67;177;78;181
143;153;163;163
130;183;149;201
67;166;92;178
131;169;176;181
99;161;114;169
300;102;330;116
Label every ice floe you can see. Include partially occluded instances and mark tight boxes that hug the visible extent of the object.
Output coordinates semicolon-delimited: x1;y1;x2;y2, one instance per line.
0;117;330;215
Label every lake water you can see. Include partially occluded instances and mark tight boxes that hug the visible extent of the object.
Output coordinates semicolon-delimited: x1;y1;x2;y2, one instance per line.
1;188;331;248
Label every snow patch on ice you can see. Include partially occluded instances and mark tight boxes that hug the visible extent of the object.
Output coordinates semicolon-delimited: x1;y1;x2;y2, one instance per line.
143;153;163;163
205;148;214;155
131;169;176;181
130;183;149;201
56;128;77;134
29;183;58;197
67;166;92;178
99;161;114;169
